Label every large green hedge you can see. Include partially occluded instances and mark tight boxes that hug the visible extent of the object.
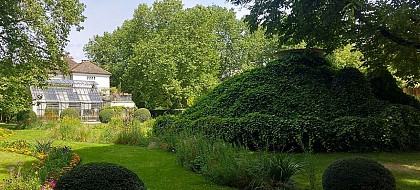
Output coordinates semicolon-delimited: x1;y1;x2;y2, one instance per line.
154;52;420;152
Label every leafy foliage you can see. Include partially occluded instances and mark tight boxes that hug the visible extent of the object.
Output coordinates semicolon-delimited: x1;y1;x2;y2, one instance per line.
155;53;420;152
322;157;396;190
84;0;278;109
98;109;116;123
134;108;152;123
0;0;85;116
16;110;38;129
229;0;420;83
55;162;146;190
60;108;79;119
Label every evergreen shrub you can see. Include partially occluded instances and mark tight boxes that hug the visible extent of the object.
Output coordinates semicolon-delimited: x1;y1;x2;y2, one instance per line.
134;108;152;122
99;109;116;123
16;110;38;129
322;157;396;190
55;162;146;190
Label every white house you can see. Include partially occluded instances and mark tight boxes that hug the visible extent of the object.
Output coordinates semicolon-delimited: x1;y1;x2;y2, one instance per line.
30;55;134;121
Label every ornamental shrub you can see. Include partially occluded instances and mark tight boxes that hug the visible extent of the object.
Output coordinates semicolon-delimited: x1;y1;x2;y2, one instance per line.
99;109;116;123
322;157;396;190
60;108;79;119
134;108;152;122
16;110;38;129
55;162;146;190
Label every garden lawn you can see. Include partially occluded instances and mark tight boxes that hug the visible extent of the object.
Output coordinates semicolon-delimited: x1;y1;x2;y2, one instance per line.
1;129;233;190
293;152;420;190
1;128;419;190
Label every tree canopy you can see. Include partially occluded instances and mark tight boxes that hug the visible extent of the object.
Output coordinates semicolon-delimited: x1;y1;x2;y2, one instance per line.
85;0;277;109
0;0;85;116
230;0;420;83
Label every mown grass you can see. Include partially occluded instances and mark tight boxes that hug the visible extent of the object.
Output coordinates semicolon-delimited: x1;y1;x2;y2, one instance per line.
293;152;420;190
1;127;419;190
0;128;233;190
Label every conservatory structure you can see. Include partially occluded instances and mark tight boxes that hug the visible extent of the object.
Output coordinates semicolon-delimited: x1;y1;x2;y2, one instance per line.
30;79;103;122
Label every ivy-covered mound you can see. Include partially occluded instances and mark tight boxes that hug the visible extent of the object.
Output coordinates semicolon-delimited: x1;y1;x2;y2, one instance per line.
155;53;420;152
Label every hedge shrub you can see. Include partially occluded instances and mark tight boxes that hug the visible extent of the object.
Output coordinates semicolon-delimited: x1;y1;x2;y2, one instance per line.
55;162;146;190
134;108;152;122
154;53;420;152
60;108;79;119
322;157;396;190
99;109;116;123
16;110;38;129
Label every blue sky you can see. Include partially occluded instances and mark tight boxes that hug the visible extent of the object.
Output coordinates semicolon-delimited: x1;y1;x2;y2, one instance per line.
65;0;249;62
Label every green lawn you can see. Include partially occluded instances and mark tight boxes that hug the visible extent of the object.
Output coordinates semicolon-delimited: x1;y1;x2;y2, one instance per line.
293;152;420;190
0;128;233;190
1;128;419;190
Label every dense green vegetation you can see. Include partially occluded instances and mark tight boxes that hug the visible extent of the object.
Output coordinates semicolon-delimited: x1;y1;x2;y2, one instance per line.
322;157;396;190
156;53;420;152
84;0;278;109
56;162;146;190
230;0;420;83
0;0;85;117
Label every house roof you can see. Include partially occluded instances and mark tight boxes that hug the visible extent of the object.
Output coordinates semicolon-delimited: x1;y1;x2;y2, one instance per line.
70;60;111;75
62;55;111;76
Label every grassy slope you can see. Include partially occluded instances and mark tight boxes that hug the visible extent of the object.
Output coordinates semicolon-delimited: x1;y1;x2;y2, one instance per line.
1;128;419;190
1;129;233;190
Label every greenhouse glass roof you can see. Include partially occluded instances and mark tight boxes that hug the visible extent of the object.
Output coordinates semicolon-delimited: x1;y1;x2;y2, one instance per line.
30;79;103;103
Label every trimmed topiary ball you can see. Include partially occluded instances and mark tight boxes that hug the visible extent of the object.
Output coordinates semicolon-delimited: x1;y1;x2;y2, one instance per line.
60;108;79;119
322;157;396;190
55;162;146;190
134;108;151;122
99;109;116;123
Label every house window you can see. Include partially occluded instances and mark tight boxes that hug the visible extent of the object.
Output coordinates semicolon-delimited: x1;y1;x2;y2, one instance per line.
87;76;96;80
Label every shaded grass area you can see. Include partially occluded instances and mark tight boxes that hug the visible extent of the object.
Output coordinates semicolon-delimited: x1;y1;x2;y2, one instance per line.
0;151;38;183
1;128;419;190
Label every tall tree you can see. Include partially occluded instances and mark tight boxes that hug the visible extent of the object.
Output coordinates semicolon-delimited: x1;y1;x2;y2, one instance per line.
0;0;86;116
85;0;277;109
230;0;420;83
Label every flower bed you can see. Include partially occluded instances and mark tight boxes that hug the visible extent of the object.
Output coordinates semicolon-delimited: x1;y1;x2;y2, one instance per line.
0;138;81;189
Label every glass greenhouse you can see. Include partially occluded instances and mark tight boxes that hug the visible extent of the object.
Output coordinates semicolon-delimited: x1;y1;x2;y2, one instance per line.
30;79;103;122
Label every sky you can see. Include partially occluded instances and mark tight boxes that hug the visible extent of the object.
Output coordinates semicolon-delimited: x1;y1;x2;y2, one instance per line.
65;0;250;62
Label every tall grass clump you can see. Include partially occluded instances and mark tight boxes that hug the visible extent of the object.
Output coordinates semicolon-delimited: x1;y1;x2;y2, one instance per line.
48;117;91;142
114;119;153;146
169;129;302;190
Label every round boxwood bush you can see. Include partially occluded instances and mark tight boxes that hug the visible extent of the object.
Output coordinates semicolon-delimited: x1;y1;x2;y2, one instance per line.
60;108;79;119
16;110;38;129
322;157;396;190
134;108;151;122
55;162;146;190
99;109;116;123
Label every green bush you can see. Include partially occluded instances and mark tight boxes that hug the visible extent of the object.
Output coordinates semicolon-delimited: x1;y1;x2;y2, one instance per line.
322;157;396;190
60;108;79;119
16;110;38;129
368;68;420;110
55;162;146;190
99;109;116;123
155;53;420;152
134;108;152;122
